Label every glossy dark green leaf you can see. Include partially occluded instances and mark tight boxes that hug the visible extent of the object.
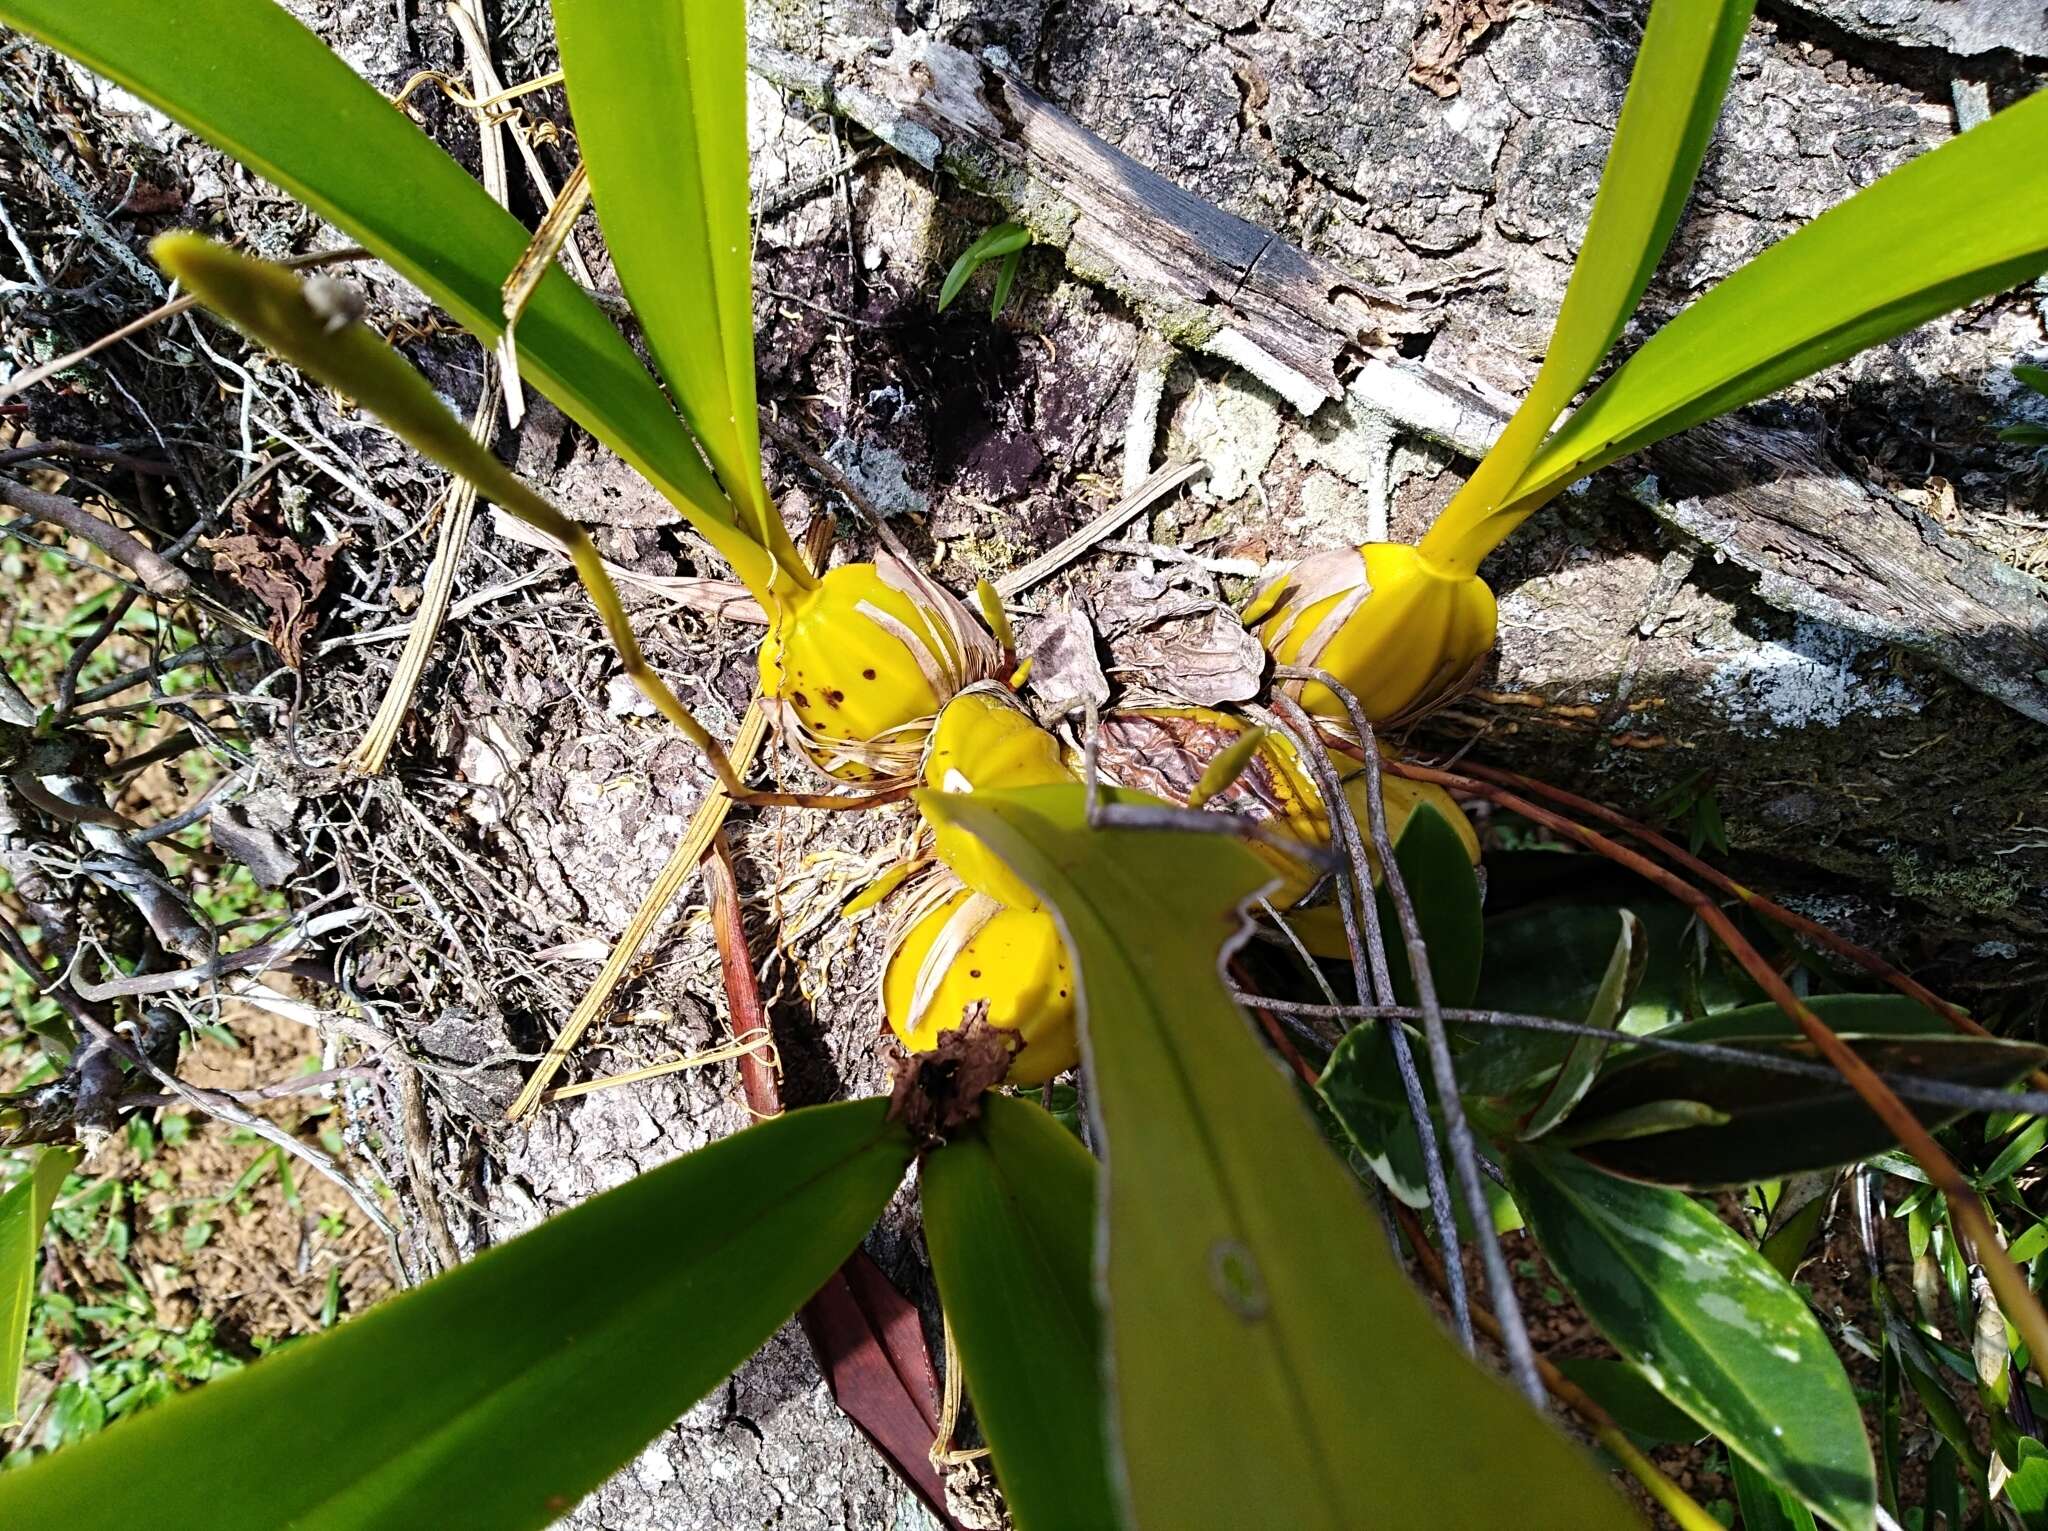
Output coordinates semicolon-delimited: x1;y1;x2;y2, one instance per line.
1376;801;1485;1011
0;1101;911;1530
1461;897;1756;1101
1653;993;1957;1045
921;1093;1115;1530
1508;1147;1874;1531
0;0;775;597
1508;90;2048;513
1553;1357;1705;1448
0;1147;77;1422
549;0;807;586
1316;1023;1519;1234
1521;910;1645;1140
922;784;1636;1530
1731;1453;1818;1531
1567;1028;2047;1187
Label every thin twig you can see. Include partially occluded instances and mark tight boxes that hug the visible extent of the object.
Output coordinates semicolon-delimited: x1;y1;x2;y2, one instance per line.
1444;758;2047;1094
1235;996;2048;1119
0;478;189;596
1253;694;1474;1354
0;247;371;407
86;1005;404;1276
1279;666;1544;1407
995;461;1208;599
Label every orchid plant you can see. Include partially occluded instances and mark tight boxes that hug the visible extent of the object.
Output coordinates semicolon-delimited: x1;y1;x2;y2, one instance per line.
1;1;2045;1528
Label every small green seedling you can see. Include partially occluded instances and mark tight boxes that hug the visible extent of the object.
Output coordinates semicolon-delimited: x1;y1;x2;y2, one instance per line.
2002;363;2048;449
938;222;1030;319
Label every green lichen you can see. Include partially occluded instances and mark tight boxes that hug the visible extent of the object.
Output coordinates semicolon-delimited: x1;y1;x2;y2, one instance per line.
1886;848;2023;915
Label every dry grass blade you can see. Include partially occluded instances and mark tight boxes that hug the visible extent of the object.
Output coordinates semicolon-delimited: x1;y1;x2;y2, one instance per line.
497;161;593;427
1381;753;2048;1387
346;372;500;776
504;700;774;1122
538;1030;778;1103
1282;666;1546;1408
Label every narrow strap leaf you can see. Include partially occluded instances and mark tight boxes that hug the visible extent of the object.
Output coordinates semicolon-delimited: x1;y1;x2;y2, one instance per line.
0;1101;912;1530
921;1094;1117;1529
1420;0;1755;575
1505;88;2048;517
550;0;813;590
0;0;777;598
155;234;748;794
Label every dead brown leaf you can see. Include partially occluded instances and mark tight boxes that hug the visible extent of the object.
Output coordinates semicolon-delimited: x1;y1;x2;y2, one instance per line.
202;488;347;668
1409;0;1522;98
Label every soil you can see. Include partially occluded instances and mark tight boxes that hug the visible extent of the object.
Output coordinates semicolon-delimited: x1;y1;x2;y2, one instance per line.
1;0;2045;1525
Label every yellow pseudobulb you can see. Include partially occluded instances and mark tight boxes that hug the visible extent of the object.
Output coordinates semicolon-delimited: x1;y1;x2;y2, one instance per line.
759;559;991;781
1246;542;1496;725
883;890;1078;1087
918;686;1076;911
1336;763;1483;880
1286;764;1483;957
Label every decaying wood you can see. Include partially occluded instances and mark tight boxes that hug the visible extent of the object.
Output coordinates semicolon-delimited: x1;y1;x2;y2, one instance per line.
754;29;2048;725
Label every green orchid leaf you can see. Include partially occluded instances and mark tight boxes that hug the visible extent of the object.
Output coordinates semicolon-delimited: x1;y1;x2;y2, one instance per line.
990;247;1025;320
1566;1028;2046;1187
1551;1357;1704;1448
0;1147;77;1423
1375;801;1485;1011
549;0;807;587
2008;1437;2048;1530
1651;993;1957;1045
1507;1147;1875;1531
938;223;1031;314
921;1093;1116;1530
1459;897;1757;1101
0;1101;911;1530
1520;910;1646;1140
1508;89;2048;514
154;234;733;769
1731;1454;1819;1531
920;783;1636;1530
1875;1289;1988;1484
1315;1023;1520;1235
1420;0;1756;571
0;0;772;595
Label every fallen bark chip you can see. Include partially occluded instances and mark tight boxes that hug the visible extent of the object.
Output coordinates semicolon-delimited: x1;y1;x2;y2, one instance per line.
1408;0;1521;98
885;1003;1015;1143
202;488;347;668
1116;600;1268;706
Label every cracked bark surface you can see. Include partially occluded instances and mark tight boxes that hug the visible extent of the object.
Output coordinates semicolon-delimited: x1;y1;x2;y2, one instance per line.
756;6;2048;723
